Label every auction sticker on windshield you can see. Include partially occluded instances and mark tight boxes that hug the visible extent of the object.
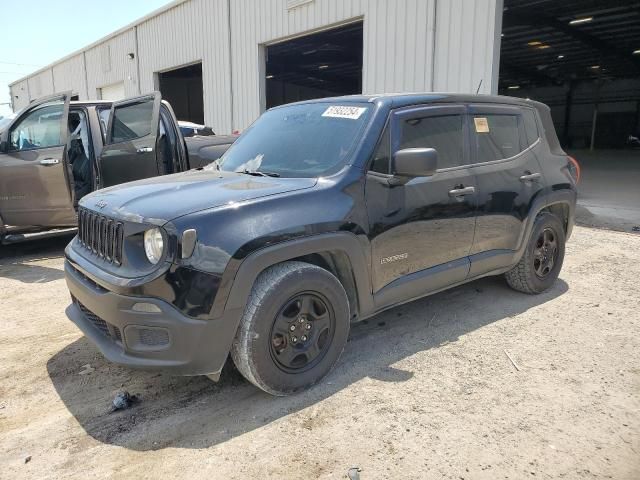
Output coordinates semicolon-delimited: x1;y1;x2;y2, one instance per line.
322;106;367;120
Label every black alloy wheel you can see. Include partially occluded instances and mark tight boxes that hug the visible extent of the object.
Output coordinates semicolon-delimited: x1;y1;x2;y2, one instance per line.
270;293;335;372
533;227;559;278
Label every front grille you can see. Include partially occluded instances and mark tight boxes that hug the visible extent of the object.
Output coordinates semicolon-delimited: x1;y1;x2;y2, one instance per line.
77;207;124;265
75;299;123;344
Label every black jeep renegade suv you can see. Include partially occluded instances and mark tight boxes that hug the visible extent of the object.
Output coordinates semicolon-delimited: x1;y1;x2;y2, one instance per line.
64;93;577;395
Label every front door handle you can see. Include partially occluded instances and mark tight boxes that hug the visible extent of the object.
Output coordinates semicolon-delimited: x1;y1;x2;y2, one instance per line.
39;158;60;165
448;186;475;197
137;147;153;154
519;172;541;182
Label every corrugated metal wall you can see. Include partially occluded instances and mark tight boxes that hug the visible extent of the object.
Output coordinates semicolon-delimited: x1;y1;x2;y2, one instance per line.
229;0;501;130
11;80;30;111
52;54;87;100
9;0;502;132
432;0;503;94
84;28;138;99
136;0;232;133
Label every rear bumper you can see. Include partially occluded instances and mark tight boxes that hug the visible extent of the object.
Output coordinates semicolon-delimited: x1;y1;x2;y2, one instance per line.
64;259;242;378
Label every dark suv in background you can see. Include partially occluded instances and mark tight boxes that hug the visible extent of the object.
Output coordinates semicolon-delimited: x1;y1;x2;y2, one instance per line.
63;93;578;395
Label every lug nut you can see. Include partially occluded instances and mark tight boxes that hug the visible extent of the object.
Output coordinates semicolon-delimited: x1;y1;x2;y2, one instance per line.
305;323;311;330
298;317;305;323
290;325;296;331
291;336;298;343
301;335;308;342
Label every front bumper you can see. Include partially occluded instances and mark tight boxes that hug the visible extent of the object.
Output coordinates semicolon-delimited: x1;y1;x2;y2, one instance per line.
64;259;242;378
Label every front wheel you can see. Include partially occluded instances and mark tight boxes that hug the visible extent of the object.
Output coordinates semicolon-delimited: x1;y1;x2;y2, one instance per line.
230;261;350;396
505;212;566;294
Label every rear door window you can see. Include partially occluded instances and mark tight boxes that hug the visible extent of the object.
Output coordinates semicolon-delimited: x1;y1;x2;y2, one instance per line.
471;114;522;163
399;114;465;170
109;100;154;143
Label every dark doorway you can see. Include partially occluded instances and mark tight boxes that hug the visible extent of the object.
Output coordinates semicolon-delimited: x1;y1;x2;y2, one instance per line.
158;63;204;124
265;22;363;109
499;0;640;149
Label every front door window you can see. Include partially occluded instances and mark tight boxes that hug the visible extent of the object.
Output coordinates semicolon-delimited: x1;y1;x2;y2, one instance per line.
9;101;64;151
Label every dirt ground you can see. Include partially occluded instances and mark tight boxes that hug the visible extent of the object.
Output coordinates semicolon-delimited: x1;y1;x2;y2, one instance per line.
0;226;639;480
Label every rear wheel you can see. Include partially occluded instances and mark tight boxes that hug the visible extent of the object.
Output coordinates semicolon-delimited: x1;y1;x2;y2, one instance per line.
505;212;565;294
230;261;350;395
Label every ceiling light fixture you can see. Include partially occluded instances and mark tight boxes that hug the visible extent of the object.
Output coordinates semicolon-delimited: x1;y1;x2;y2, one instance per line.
569;17;593;25
557;55;565;59
537;45;551;50
633;49;640;55
266;74;275;79
318;65;329;69
590;65;600;69
527;41;542;46
508;85;520;90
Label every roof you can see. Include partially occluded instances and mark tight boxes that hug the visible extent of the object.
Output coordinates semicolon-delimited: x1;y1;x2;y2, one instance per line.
277;92;545;110
9;0;189;87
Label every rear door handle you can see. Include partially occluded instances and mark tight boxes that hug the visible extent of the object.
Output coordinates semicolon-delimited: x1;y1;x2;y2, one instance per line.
519;172;541;182
137;147;153;154
448;186;475;197
39;158;60;165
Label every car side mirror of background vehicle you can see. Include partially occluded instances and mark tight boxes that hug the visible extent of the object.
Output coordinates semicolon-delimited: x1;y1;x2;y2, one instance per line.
392;147;438;178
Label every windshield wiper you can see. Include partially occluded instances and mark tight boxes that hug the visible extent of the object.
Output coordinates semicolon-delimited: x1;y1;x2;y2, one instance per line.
240;169;281;178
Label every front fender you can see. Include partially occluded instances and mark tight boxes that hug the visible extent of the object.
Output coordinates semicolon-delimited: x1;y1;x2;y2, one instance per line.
212;232;374;319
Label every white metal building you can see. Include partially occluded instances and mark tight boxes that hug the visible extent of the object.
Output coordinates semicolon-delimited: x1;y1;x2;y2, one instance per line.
9;0;503;134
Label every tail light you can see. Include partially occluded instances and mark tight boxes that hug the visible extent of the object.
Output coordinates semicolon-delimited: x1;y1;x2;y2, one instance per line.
568;156;581;184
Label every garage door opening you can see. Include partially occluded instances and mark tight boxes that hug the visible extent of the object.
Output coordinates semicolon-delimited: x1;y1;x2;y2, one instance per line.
158;62;204;124
265;21;363;109
99;82;125;101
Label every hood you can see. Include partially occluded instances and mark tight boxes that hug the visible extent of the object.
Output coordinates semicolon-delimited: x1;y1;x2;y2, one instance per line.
80;169;317;225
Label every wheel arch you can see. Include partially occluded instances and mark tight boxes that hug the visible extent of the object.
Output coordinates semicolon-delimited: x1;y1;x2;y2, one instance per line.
217;232;375;321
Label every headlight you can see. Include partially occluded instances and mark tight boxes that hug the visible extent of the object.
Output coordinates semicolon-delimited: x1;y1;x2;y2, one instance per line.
143;228;164;264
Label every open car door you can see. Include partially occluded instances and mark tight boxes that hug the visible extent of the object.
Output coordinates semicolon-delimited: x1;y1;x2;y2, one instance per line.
0;92;75;227
100;92;162;187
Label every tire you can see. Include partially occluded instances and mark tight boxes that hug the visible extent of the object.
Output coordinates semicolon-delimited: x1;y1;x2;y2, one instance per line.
505;212;566;294
230;261;350;396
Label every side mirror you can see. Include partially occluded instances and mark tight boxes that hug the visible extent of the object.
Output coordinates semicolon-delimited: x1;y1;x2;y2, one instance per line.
393;147;438;178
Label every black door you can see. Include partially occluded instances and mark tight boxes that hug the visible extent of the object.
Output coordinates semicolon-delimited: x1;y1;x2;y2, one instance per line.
467;105;546;277
99;92;161;187
365;105;477;308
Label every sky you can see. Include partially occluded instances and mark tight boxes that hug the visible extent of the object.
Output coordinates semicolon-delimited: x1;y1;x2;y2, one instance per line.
0;0;172;118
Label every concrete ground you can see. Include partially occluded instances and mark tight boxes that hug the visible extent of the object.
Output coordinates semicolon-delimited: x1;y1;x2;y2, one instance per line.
1;226;639;479
571;149;640;232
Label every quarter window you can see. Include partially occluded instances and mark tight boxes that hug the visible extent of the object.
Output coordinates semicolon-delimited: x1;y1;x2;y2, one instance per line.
110;100;154;143
399;115;464;170
471;114;522;163
9;101;64;151
522;109;539;147
369;122;391;174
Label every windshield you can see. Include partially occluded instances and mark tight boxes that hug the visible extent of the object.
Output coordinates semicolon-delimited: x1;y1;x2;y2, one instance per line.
218;102;372;178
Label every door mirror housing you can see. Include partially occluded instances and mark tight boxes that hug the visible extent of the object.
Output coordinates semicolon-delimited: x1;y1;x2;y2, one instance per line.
392;148;438;178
